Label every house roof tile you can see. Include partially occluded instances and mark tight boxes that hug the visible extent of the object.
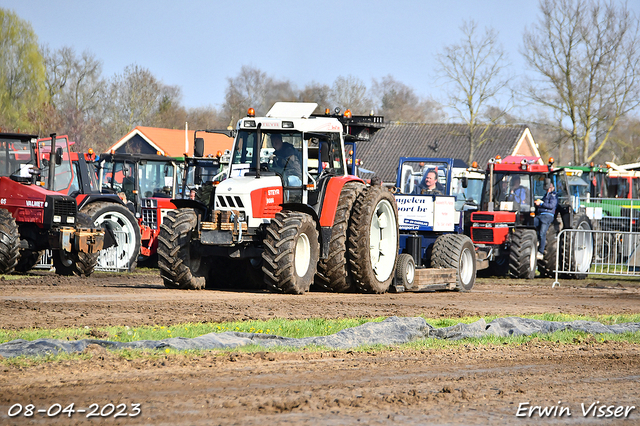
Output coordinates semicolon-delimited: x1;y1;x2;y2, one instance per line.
358;123;532;182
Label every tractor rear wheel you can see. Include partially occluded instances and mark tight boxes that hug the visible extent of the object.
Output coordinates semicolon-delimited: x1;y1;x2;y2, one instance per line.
82;201;141;272
315;181;364;292
0;209;20;274
431;233;476;291
508;229;537;279
262;211;319;294
53;213;99;276
157;209;206;289
348;186;399;293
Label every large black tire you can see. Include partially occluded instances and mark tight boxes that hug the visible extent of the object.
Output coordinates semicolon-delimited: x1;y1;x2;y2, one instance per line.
431;234;476;291
537;222;559;278
81;201;141;272
53;213;99;276
15;250;42;273
560;214;593;279
0;209;20;274
157;209;206;290
315;181;364;292
262;211;319;294
348;186;399;293
395;253;416;290
508;229;537;279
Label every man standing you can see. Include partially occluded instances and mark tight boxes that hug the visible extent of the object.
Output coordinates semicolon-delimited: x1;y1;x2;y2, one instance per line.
534;178;557;260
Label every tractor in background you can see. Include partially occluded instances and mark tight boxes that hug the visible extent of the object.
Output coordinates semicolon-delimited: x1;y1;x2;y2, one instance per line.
37;135;140;272
97;152;183;264
392;157;484;292
0;133;107;276
470;156;593;280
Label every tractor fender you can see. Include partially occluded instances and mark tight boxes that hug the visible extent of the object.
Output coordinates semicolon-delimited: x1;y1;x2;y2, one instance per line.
317;175;365;228
76;193;126;210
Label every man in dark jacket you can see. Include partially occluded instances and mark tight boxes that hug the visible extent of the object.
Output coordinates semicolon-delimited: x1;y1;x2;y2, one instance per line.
534;178;558;260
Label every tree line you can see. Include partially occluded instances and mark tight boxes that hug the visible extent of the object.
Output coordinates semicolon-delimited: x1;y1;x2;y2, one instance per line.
1;0;640;165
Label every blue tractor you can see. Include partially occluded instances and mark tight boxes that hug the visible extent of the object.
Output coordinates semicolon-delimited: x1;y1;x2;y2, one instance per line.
392;157;484;292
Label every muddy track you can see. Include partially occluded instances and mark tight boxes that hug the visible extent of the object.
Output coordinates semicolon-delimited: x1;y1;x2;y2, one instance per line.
0;271;639;424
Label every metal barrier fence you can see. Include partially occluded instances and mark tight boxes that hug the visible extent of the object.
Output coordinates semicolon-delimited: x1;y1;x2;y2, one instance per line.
553;228;640;287
36;230;130;272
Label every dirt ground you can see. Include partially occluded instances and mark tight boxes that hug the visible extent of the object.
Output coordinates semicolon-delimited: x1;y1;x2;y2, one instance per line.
1;271;639;425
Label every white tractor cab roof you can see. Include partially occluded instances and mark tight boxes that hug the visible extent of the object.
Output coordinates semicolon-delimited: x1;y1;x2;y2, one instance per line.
237;102;344;133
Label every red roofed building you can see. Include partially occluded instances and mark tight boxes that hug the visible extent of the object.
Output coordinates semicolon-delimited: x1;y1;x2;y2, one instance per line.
107;126;233;157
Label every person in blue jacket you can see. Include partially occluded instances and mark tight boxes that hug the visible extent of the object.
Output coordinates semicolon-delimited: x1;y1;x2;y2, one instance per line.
534;178;558;260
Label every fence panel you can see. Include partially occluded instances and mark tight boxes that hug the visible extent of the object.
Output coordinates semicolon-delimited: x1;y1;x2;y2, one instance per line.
553;228;640;287
581;198;639;233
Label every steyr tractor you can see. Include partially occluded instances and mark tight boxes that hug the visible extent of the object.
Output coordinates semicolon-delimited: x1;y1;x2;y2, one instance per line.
37;135;141;272
470;156;594;279
392;157;484;292
98;152;183;265
158;102;399;294
0;133;107;275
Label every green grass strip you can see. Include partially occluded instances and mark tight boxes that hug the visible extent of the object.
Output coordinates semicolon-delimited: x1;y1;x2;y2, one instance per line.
2;313;639;344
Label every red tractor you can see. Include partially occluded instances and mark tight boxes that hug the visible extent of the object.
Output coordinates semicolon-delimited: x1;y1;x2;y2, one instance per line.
159;103;398;293
0;133;107;275
470;156;593;279
37;135;140;271
97;152;183;263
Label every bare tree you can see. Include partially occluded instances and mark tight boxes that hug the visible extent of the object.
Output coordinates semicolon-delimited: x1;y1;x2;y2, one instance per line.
436;20;512;164
298;82;332;111
101;64;180;146
42;46;106;150
522;0;640;164
330;75;373;115
371;75;446;122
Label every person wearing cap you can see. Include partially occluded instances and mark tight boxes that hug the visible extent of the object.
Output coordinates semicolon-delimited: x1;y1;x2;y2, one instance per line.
509;175;528;205
534;178;558;260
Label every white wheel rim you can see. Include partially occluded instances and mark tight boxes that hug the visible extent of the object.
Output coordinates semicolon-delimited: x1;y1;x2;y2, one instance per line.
405;259;415;284
573;222;593;273
529;244;537;272
94;210;137;270
460;247;474;286
369;199;397;282
294;232;311;277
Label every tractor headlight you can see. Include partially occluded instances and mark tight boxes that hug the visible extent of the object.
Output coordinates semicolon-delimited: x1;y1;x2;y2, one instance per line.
66;216;75;224
53;215;61;223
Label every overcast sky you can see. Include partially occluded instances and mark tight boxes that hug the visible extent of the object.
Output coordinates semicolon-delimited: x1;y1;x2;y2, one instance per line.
4;1;640;111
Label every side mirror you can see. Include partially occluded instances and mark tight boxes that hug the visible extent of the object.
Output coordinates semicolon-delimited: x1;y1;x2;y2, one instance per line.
55;147;63;166
194;138;205;158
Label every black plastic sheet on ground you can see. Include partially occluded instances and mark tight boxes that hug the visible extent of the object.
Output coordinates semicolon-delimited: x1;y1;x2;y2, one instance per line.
1;316;639;358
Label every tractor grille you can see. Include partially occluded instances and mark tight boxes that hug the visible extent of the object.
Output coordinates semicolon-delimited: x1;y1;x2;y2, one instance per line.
53;199;76;217
473;213;494;222
216;195;245;209
142;209;157;229
472;228;494;243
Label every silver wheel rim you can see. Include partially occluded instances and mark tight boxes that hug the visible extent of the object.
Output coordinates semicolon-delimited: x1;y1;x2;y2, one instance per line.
294;232;311;277
460;247;474;286
529;244;537;272
369;199;397;282
405;259;415;284
94;210;137;270
573;222;593;273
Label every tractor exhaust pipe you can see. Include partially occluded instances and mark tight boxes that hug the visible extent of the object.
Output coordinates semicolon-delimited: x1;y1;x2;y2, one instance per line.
47;133;56;191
